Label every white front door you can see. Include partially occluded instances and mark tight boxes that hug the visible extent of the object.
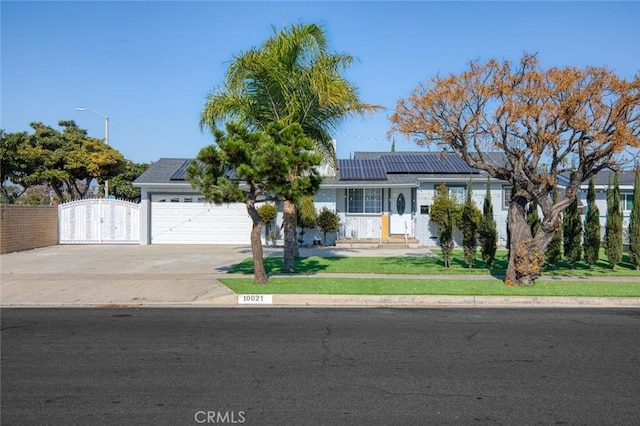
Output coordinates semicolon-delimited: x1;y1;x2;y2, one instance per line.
390;188;411;235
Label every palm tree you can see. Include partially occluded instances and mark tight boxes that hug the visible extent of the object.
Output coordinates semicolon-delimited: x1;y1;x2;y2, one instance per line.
200;23;381;271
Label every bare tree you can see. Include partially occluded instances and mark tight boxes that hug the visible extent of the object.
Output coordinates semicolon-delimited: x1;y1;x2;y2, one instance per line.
391;54;640;285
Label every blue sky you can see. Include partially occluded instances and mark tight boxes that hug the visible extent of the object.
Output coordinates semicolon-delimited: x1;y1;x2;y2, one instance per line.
2;1;639;164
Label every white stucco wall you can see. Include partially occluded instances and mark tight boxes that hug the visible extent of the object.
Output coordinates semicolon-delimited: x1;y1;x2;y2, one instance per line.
415;180;509;247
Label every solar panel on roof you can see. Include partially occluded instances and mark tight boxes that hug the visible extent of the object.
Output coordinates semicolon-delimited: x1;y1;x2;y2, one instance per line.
360;159;387;180
338;159;387;180
380;153;477;174
170;159;192;181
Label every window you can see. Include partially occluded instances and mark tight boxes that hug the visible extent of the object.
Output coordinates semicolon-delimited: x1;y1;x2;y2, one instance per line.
502;186;513;210
347;188;382;214
448;186;466;203
170;198;180;203
621;193;633;211
183;197;193;203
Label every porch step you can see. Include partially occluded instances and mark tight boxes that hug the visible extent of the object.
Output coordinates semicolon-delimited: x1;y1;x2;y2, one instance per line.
336;237;419;249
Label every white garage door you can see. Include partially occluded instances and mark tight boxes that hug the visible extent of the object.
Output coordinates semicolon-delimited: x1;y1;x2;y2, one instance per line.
151;195;251;244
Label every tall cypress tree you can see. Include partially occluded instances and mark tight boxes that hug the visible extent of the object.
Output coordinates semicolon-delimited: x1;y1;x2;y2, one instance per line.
563;172;582;266
431;183;456;268
461;180;478;268
629;168;640;270
605;173;623;269
546;186;562;266
479;177;498;268
583;177;601;267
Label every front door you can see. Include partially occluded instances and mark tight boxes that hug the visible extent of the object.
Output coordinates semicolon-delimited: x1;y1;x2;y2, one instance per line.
390;188;411;235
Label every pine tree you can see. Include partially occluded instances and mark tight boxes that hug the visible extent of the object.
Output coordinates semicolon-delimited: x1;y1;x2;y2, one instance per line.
583;177;601;267
629;168;640;269
526;200;541;236
461;180;479;268
479;177;498;268
546;186;562;266
563;171;582;266
604;173;623;269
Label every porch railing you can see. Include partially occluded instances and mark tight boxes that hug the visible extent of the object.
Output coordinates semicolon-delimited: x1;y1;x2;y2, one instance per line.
339;215;382;240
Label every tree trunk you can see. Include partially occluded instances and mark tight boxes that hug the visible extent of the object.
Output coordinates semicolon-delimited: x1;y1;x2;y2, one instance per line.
283;199;297;272
246;201;268;284
505;193;536;286
505;192;559;286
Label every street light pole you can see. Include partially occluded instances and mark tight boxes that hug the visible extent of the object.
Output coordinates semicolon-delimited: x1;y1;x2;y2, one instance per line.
76;107;110;198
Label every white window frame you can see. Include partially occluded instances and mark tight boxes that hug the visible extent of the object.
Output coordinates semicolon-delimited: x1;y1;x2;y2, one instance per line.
502;186;512;210
448;185;466;204
347;188;382;214
621;192;633;212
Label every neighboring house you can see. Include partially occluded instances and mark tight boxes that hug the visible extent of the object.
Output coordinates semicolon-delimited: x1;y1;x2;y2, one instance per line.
132;153;634;247
577;170;636;242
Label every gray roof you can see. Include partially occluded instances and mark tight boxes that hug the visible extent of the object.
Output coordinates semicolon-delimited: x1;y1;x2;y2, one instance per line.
583;170;636;187
133;158;191;185
134;156;635;190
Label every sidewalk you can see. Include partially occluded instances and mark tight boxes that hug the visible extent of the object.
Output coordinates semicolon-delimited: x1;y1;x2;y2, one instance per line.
1;245;639;308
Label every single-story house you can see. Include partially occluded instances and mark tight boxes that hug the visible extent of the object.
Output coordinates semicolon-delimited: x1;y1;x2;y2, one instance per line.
132;152;635;246
576;170;636;240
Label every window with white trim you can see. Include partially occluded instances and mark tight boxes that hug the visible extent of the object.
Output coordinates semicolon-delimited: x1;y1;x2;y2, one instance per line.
502;186;513;210
621;193;633;211
347;188;382;214
448;186;466;204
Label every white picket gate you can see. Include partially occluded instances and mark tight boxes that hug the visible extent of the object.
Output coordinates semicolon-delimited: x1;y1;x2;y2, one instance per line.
58;199;140;244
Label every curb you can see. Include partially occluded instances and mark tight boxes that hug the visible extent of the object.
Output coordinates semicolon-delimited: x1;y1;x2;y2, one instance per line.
268;294;640;308
3;295;640;309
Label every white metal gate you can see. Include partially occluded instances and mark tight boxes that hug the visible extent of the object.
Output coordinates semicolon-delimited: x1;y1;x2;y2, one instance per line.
59;199;140;244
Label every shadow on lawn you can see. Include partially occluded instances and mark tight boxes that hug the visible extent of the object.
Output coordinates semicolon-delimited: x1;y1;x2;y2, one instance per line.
375;255;507;280
542;253;636;276
227;256;346;275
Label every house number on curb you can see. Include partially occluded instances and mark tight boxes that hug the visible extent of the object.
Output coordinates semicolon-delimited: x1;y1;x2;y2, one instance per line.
397;193;406;215
238;294;273;304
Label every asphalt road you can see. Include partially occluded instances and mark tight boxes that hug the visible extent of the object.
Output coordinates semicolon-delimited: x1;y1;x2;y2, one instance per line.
2;308;639;425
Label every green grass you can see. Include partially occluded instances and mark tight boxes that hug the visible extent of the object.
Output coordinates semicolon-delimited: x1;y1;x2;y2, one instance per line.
220;277;640;297
222;248;640;296
227;249;640;277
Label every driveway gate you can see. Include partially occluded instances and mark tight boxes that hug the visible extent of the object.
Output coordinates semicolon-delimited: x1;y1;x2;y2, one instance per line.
58;199;140;244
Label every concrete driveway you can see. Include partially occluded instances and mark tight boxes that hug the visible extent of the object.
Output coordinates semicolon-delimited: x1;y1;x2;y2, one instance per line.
2;244;639;309
0;244;253;307
0;244;438;307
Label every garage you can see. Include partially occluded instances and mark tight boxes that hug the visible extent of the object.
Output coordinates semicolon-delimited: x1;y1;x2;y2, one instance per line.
150;194;251;244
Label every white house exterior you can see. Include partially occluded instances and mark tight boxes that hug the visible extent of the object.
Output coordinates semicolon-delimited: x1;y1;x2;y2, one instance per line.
132;153;635;247
577;170;636;242
133;158;252;244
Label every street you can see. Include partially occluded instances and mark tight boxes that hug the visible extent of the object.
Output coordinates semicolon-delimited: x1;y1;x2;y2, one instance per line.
2;308;639;425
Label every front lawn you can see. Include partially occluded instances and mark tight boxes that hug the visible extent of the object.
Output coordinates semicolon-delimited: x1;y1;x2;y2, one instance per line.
220;277;640;297
227;249;640;277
